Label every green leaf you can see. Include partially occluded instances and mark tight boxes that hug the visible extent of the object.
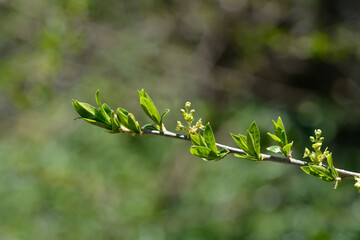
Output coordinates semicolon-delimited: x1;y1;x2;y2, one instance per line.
282;142;293;157
327;153;339;178
190;133;201;146
267;133;282;143
102;103;112;117
308;165;334;181
142;124;159;131
82;118;112;130
190;146;218;160
234;154;258;161
116;108;129;127
138;88;151;99
231;133;249;154
246;130;257;157
218;148;230;159
72;100;97;119
273;121;281;137
248;122;260;154
95;90;111;124
203;123;217;153
267;145;282;153
140;96;160;125
160;109;170;123
301;166;313;176
279;128;287;146
110;110;120;132
277;116;285;129
301;166;332;181
127;113;141;134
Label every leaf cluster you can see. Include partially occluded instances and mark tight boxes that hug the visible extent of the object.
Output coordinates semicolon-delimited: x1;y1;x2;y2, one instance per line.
72;90;142;133
231;122;262;161
190;123;229;161
267;117;293;158
138;89;169;131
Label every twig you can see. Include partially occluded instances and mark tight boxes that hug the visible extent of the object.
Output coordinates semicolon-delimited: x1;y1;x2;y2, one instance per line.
141;129;360;179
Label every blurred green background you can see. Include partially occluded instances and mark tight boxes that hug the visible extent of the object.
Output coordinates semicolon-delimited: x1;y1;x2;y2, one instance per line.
1;0;360;239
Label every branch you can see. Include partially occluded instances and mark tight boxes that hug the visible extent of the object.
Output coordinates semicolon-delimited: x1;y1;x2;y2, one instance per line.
141;129;360;179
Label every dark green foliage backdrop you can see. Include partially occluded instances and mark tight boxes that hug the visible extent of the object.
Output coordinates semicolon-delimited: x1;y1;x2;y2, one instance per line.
1;0;360;239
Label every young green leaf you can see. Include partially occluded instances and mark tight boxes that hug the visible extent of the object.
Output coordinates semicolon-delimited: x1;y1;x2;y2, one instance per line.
267;145;282;153
190;133;201;146
327;153;339;179
140;96;161;124
277;116;285;130
190;146;218;160
231;133;249;154
234;154;258;161
268;117;292;158
301;166;332;181
160;109;170;123
283;142;293;157
138;89;161;125
248;121;260;155
267;133;282;144
116;108;129;127
82;118;112;130
72;100;99;119
246;130;257;157
110;110;120;132
102;103;112;117
95;90;111;124
142;124;159;131
127;113;141;134
218;149;230;159
203;123;217;153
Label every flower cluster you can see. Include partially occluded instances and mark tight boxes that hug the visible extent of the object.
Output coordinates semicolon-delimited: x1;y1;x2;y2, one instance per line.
176;101;204;134
304;129;329;164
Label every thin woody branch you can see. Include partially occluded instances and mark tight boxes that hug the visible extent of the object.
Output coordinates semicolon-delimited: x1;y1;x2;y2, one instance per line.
141;129;360;179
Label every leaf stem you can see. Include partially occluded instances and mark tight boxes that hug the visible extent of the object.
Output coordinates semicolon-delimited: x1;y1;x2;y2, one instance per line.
141;129;360;179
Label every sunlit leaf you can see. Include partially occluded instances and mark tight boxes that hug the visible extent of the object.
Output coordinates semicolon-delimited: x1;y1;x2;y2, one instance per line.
190;146;218;160
95;90;111;124
246;130;257;157
82;118;112;130
234;154;258;161
127;113;141;134
283;142;293;157
267;133;282;143
142;124;159;131
140;96;160;124
267;145;281;153
203;123;217;153
231;133;249;154
248;121;260;154
72;100;97;119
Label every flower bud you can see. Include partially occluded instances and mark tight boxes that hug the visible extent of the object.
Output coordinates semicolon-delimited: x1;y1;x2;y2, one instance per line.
315;129;322;139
